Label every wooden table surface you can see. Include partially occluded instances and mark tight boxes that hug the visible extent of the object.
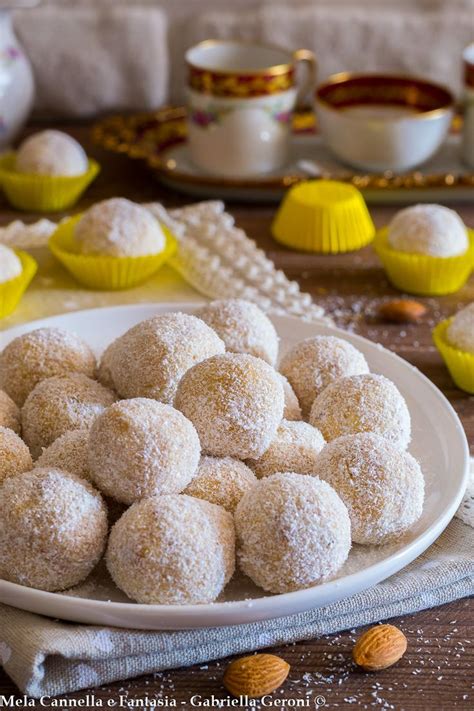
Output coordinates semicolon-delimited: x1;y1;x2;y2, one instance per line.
0;124;473;708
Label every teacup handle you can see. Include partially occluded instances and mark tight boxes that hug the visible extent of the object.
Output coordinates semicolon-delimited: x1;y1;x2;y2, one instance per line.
293;48;317;109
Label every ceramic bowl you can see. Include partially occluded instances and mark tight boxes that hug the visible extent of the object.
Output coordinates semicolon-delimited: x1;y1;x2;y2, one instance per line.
315;73;454;172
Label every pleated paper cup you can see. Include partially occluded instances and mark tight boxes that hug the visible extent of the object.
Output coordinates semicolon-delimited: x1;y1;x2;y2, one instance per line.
0;250;37;318
374;228;474;296
433;319;474;394
49;215;178;291
0;153;100;212
272;179;375;254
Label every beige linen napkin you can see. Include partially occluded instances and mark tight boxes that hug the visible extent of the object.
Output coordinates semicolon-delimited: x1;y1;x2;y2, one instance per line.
1;518;473;698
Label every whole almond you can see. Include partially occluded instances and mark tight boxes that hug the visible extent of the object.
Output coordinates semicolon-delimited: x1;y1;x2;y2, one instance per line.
378;299;427;323
353;624;407;671
223;653;290;698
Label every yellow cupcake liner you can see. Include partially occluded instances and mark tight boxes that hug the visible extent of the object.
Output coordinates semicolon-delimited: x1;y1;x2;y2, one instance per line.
374;227;474;296
433;319;474;394
49;214;178;291
0;250;37;319
0;153;100;212
272;179;375;254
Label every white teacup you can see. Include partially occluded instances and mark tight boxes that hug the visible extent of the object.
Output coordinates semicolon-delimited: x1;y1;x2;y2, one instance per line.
185;40;316;178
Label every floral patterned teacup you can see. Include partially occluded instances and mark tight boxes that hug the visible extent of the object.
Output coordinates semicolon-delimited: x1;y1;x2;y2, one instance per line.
185;40;316;177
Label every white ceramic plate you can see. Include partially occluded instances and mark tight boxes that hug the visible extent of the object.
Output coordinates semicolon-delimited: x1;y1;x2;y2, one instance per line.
0;303;469;629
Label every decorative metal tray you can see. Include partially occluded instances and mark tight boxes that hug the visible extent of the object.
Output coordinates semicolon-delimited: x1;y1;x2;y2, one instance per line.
92;107;474;204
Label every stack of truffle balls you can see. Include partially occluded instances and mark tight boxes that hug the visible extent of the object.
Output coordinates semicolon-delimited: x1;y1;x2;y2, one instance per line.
0;299;425;604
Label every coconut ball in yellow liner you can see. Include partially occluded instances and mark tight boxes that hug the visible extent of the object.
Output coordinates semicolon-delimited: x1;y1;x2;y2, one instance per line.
247;420;325;479
0;389;21;434
276;373;303;421
0;244;22;282
22;373;116;458
108;313;225;404
235;472;351;594
0;426;32;484
184;456;257;514
312;433;424;545
0;327;96;407
15;130;89;177
74;197;165;257
279;336;369;417
387;204;469;257
88;399;201;505
106;494;235;605
446;303;474;353
197;299;279;366
309;373;411;450
175;353;285;460
0;467;108;591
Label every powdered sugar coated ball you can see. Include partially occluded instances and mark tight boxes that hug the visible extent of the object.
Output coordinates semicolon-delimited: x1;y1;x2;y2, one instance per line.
106;494;235;604
446;303;474;354
235;472;351;593
0;468;107;591
309;373;411;450
88;399;201;505
197;299;279;366
0;245;22;283
0;426;32;484
387;204;468;257
279;336;369;416
277;373;302;421
15;130;88;177
0;389;21;434
184;456;257;513
74;198;165;257
312;433;424;544
175;353;285;459
22;373;116;458
0;327;96;407
247;420;325;478
36;430;91;482
108;313;225;404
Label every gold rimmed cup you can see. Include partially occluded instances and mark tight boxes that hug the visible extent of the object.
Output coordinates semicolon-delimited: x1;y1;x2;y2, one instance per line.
315;73;454;172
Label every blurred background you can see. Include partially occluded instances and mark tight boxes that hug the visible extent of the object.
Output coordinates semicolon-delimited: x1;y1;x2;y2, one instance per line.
9;0;474;118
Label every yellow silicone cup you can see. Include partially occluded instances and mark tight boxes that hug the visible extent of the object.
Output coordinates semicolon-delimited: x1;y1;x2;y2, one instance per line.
374;227;474;296
0;250;38;319
433;319;474;394
272;179;375;254
0;153;100;212
49;214;178;291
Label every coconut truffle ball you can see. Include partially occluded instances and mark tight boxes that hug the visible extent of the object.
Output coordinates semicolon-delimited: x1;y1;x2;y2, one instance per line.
0;327;96;407
309;373;411;450
106;494;235;604
175;353;285;459
387;204;468;257
0;468;107;591
22;373;116;458
0;245;22;283
15;130;88;177
35;429;91;482
312;433;424;544
446;303;474;354
0;389;21;434
74;198;165;257
108;313;225;404
88;399;201;505
279;336;369;416
0;426;32;484
197;299;279;366
184;456;257;513
277;373;302;421
96;340;118;390
235;472;351;594
247;420;325;479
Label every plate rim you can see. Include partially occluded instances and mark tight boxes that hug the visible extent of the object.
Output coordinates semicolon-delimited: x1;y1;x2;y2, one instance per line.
0;302;469;629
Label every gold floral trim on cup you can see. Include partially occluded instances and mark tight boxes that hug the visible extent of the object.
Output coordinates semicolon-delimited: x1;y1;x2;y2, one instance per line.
188;66;295;97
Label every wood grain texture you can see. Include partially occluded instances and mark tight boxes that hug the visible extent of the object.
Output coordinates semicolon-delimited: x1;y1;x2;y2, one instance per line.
0;123;472;708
